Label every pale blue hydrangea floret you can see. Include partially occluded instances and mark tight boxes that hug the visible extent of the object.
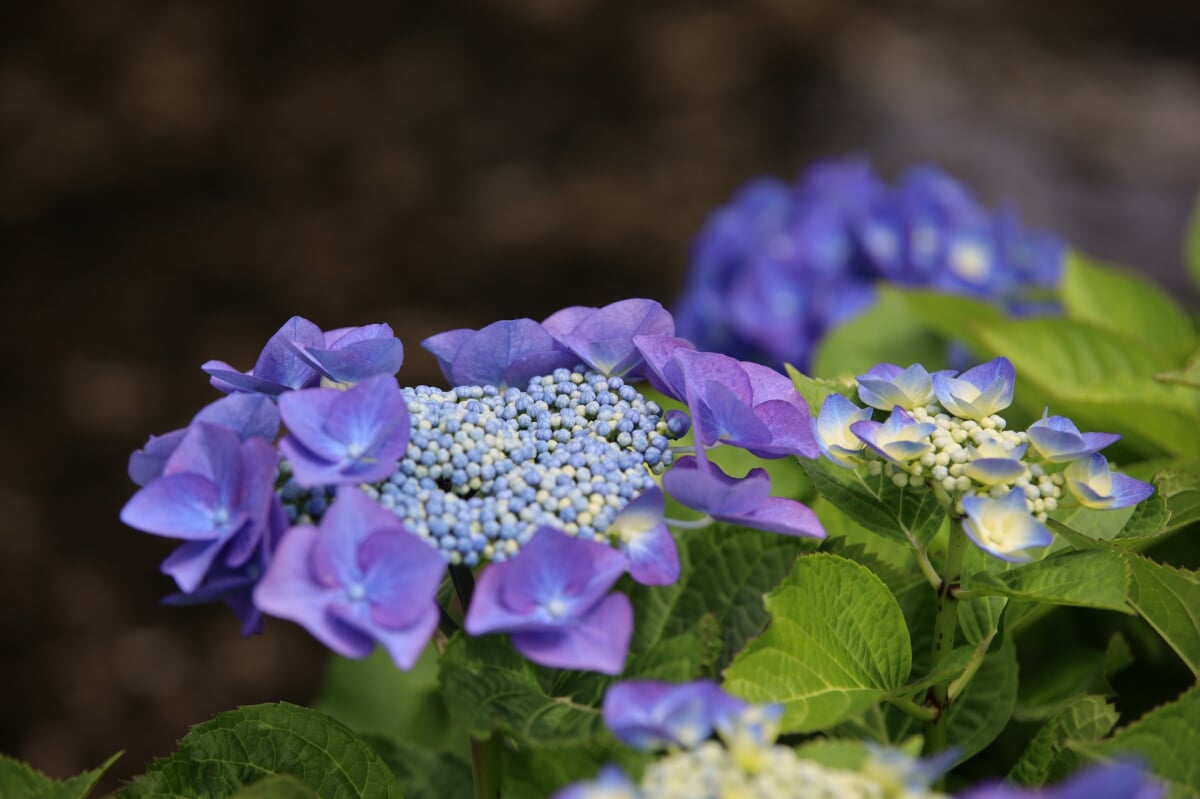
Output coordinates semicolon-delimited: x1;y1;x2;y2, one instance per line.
1064;454;1156;510
961;489;1053;562
931;357;1015;420
851;406;939;464
278;367;677;569
962;436;1028;486
857;362;944;411
815;393;873;467
602;680;748;751
464;526;632;674
1026;414;1121;463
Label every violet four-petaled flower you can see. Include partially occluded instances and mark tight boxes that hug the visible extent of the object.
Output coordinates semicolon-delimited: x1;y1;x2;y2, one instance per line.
850;406;937;464
543;299;676;379
278;374;410;487
464;526;633;674
120;422;279;593
960;488;1052;562
601;680;747;750
662;456;824;539
608;487;679;586
931;356;1016;420
814;393;874;468
1026;414;1121;463
252;487;445;669
856;363;948;411
1064;453;1155;510
422;318;577;389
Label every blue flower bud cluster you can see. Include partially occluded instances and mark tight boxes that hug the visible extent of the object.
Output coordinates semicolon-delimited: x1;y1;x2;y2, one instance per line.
674;159;1064;371
277;367;676;567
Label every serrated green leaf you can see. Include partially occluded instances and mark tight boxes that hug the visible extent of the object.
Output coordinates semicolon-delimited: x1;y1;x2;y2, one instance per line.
362;736;471;799
818;528;924;596
1186;193;1200;291
120;703;400;799
724;553;912;733
1125;555;1200;676
0;753;120;799
315;646;457;752
801;459;945;550
438;629;701;746
784;365;856;413
1070;684;1200;798
1062;252;1195;362
961;550;1133;613
1010;695;1118;786
1150;467;1200;533
230;775;319;799
813;289;949;379
628;524;812;668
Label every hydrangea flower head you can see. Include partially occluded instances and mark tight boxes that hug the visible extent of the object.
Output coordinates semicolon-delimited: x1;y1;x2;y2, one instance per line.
932;357;1016;420
464;526;632;674
253;486;444;669
1026;414;1122;463
1064;454;1156;510
674;158;1065;371
602;680;747;750
961;489;1053;562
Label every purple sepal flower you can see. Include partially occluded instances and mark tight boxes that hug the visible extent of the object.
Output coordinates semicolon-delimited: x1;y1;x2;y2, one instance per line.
958;762;1164;799
551;766;641;799
278;375;410;487
671;350;820;460
932;357;1016;420
128;393;281;486
961;489;1052;562
630;334;696;400
162;497;288;636
609;487;679;586
422;319;577;389
601;679;747;750
289;323;405;385
815;393;873;468
464;526;633;674
252;487;444;670
202;316;327;397
856;363;947;411
543;299;676;379
1027;414;1121;463
963;437;1028;486
850;406;937;464
662;456;825;539
1064;454;1155;510
120;422;280;593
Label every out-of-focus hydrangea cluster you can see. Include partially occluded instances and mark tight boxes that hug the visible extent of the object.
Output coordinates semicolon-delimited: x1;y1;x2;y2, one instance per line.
815;357;1154;561
559;680;1162;799
120;300;827;675
674;159;1065;370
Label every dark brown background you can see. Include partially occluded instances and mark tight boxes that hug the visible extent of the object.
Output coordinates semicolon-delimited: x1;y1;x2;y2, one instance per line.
3;1;1198;794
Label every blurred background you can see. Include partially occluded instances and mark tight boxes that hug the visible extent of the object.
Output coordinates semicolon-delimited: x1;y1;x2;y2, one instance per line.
3;0;1198;793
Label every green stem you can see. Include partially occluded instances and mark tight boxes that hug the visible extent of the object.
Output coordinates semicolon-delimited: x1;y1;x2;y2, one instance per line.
924;519;969;755
886;694;938;722
471;736;503;799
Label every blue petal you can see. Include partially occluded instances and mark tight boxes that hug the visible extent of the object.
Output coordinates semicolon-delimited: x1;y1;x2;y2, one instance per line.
510;592;632;674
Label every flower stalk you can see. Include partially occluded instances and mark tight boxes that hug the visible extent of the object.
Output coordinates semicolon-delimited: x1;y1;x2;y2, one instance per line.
924;513;969;756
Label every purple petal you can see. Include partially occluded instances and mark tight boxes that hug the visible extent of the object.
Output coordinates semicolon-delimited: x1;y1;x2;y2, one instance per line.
120;474;228;540
278;388;347;462
252;524;376;659
744;398;820;459
510;592;632;674
1107;472;1156;509
161;539;226;593
446;319;573;388
221;437;281;567
308;488;403;588
695;379;771;448
541;305;595;339
323;376;409;460
293;336;405;383
963;457;1027;485
251;316;326;389
371;604;440;671
194;393;281;442
630;335;695;400
202;360;296;397
603;680;745;750
162;422;244;486
737;496;826;538
359;529;446;630
128;429;187;486
421;328;475;380
554;299;675;377
611;488;678;586
661;457;771;517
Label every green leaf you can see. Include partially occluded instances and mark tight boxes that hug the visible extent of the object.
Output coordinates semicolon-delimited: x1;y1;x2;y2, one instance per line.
1186;193;1200;291
1014;639;1126;722
1070;684;1200;798
362;737;471;799
792;739;871;770
724;553;912;733
938;635;1020;764
120;702;401;799
892;288;1005;343
812;289;948;379
892;645;974;697
315;646;457;752
0;753;120;799
801;459;946;550
1125;555;1200;676
1149;466;1200;533
960;550;1133;613
230;775;319;799
1062;252;1195;362
1156;356;1200;389
628;524;812;669
784;365;856;413
1009;695;1119;786
438;629;702;746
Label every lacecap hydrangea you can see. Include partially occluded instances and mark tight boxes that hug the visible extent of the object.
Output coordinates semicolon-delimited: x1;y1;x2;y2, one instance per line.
674;158;1064;370
814;357;1154;562
557;680;1164;799
120;300;825;675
